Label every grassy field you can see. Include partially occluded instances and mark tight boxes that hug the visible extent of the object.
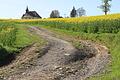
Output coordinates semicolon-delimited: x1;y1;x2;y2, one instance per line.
17;14;120;80
0;14;120;79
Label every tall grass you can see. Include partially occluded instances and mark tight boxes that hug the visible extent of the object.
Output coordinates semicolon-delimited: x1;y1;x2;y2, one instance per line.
0;27;17;47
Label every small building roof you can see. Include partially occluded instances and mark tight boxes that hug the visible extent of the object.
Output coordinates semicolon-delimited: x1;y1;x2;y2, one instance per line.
22;7;42;19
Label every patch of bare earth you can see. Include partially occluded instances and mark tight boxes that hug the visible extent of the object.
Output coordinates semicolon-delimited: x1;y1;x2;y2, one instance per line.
0;27;110;80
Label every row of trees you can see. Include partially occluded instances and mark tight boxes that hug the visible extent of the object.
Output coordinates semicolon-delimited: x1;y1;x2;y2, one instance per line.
50;0;112;18
70;7;86;17
50;7;86;18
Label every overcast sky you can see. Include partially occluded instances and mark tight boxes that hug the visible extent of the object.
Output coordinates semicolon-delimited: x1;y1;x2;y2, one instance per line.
0;0;119;19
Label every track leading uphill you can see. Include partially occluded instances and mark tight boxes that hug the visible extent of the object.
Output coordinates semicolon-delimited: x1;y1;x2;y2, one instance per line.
5;27;110;80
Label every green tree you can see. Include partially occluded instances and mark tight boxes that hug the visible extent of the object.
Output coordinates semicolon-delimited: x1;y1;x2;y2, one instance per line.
100;0;112;15
76;7;86;17
50;10;60;18
70;6;77;17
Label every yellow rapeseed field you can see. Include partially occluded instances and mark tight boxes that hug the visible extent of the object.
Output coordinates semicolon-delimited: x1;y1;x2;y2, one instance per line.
18;14;120;23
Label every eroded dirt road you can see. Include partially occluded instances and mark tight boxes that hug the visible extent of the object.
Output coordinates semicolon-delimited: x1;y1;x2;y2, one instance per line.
3;27;110;80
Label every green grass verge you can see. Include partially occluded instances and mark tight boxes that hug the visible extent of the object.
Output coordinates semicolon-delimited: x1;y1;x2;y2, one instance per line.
0;23;45;66
13;24;46;53
2;24;44;52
